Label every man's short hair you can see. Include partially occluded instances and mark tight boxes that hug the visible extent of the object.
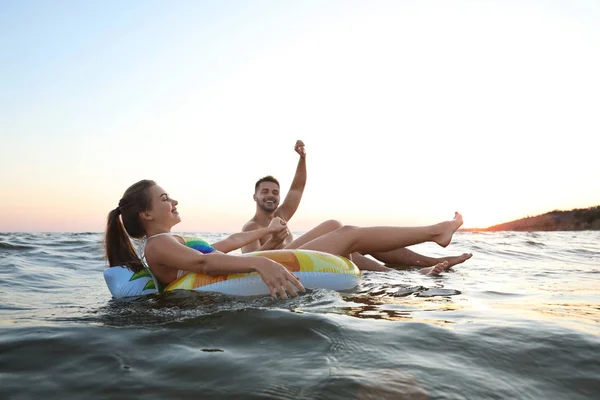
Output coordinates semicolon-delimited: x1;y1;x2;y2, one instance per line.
255;175;280;193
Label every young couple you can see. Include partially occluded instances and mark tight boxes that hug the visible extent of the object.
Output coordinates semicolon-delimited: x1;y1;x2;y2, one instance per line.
104;141;471;299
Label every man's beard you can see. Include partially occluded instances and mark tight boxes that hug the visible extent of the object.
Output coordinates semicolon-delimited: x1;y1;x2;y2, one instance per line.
258;200;278;212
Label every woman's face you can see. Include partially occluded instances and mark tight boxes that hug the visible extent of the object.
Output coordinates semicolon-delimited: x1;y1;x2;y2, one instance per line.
145;185;181;227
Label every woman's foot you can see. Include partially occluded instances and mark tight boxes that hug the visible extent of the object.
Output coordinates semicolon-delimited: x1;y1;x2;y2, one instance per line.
433;212;463;248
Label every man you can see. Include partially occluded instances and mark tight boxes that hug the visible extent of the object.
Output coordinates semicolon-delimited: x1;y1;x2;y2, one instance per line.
241;140;306;252
241;140;472;273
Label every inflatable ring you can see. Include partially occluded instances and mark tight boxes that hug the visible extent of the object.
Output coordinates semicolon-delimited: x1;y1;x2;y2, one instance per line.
104;249;361;299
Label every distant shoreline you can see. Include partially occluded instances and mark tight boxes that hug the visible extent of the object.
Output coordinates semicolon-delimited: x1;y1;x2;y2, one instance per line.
462;205;600;232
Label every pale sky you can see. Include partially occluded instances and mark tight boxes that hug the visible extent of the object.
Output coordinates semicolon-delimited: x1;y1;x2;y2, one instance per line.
1;0;598;232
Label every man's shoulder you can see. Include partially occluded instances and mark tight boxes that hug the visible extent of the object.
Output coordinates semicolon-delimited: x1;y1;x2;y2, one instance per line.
242;219;265;231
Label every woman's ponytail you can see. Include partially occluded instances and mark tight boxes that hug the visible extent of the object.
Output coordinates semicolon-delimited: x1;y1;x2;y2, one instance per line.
104;180;156;272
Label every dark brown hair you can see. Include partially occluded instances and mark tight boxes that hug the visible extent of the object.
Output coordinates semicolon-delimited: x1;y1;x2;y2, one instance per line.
254;175;280;193
104;179;156;272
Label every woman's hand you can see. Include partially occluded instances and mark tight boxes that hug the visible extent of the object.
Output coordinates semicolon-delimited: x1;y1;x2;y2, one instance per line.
268;217;290;246
254;257;305;299
268;217;287;234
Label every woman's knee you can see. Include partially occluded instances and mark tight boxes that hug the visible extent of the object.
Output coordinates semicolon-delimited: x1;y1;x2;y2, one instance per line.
332;225;360;253
321;219;343;231
335;224;359;235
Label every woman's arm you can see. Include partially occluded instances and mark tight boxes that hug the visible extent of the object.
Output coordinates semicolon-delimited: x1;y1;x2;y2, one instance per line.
212;227;276;253
149;235;304;298
214;217;288;253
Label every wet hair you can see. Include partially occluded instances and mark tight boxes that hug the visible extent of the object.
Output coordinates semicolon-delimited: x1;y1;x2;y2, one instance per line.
104;179;156;272
254;175;280;193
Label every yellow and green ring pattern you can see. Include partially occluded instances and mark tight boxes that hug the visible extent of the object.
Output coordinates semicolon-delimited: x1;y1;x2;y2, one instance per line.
165;249;361;292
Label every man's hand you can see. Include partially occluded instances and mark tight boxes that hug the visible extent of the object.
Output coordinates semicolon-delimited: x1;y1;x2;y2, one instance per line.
294;140;306;158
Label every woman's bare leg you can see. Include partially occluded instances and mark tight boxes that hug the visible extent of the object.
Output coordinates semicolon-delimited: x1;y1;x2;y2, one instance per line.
284;219;343;249
284;216;469;272
283;220;390;271
298;213;463;257
349;253;391;272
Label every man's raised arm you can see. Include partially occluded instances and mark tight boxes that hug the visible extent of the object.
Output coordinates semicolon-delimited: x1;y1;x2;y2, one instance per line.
276;140;307;222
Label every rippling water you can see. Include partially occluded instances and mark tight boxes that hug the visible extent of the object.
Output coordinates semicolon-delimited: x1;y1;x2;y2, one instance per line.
1;231;599;399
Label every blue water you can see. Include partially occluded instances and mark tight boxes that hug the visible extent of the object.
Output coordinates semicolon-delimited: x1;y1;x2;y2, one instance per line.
1;231;599;399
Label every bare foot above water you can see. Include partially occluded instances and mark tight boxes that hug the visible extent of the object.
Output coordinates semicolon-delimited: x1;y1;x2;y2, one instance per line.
434;212;464;248
441;252;472;267
419;261;450;276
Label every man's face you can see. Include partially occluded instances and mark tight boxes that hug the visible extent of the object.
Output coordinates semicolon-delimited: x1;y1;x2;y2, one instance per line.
254;182;280;212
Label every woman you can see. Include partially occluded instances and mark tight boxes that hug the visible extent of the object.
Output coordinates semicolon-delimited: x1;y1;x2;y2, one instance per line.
105;180;464;299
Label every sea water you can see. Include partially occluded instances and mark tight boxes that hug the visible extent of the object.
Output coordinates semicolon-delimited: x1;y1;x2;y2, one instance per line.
1;231;599;399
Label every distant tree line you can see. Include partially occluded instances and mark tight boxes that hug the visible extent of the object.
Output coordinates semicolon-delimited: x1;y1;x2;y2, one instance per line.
574;206;600;224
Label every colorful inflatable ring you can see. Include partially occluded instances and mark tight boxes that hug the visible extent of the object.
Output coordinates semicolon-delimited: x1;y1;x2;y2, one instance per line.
103;249;361;299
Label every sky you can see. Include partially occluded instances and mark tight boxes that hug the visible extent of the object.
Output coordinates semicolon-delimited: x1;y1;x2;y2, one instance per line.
0;0;598;232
